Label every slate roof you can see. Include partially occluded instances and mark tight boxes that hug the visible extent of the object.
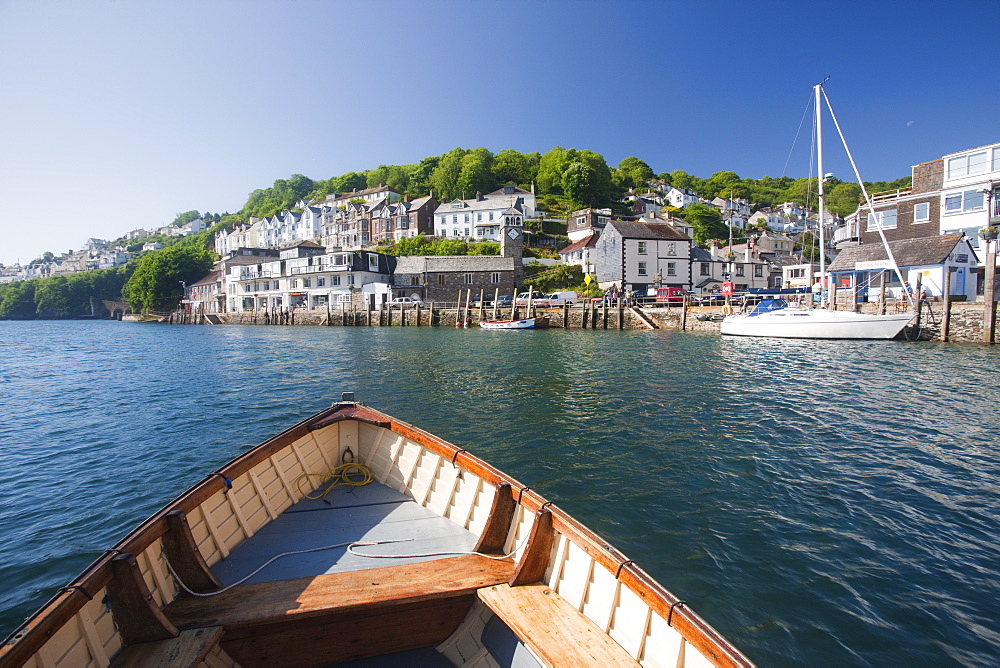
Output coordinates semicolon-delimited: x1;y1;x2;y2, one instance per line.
827;234;971;271
558;233;599;254
394;255;515;273
607;221;691;241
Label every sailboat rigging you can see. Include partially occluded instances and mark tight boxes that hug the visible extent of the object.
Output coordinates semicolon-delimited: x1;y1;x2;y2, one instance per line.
719;81;915;339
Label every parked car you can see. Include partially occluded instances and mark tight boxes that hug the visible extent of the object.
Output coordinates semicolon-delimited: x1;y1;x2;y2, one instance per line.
389;296;423;306
514;291;547;305
495;295;514;307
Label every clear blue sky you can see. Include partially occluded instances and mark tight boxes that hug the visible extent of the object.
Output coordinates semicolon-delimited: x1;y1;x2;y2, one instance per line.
1;0;995;266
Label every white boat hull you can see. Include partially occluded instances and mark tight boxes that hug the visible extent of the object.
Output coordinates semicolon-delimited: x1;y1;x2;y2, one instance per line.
479;318;534;330
720;309;913;339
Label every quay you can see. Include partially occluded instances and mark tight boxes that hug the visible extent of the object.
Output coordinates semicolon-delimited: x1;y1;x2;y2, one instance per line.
169;297;994;343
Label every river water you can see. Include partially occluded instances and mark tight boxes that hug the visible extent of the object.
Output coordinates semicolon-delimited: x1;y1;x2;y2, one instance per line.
0;321;997;666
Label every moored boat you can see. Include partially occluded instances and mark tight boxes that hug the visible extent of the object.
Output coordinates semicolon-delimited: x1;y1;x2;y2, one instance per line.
479;318;535;330
719;298;914;339
0;397;753;667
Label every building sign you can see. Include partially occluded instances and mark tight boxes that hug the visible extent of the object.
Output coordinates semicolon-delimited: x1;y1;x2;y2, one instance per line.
721;282;734;296
855;260;893;270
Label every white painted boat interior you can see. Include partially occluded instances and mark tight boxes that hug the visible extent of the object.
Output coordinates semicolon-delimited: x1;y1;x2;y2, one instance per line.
212;481;479;586
3;404;753;668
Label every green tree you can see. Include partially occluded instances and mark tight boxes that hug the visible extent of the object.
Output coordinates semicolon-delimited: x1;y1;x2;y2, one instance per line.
825;182;863;217
121;245;216;312
0;281;37;319
429;147;467;201
613;157;655;192
796;231;826;262
456;148;496;197
492;149;537;187
679;203;727;245
171;210;201;227
33;276;71;317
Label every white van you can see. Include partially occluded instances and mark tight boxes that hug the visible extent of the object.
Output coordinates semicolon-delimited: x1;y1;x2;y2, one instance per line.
544;291;578;306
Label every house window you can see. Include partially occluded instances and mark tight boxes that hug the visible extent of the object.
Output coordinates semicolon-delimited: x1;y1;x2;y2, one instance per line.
368;254;379;271
346;274;354;285
700;262;710;276
317;277;325;287
638;241;647;254
437;274;445;285
464;273;474;284
866;210;898;230
944;191;984;214
303;278;311;288
477;213;482;222
491;272;500;283
754;265;763;277
332;276;341;286
946;151;988;179
914;202;930;222
577;216;586;227
489;212;494;221
291;279;298;288
667;262;676;276
638;262;647;276
736;265;745;277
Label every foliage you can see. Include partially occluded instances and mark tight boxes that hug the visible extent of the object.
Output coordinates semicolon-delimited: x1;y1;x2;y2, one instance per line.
613;157;655;192
121;244;216;312
171;210;201;227
0;268;129;319
0;281;37;319
381;234;500;257
795;231;826;263
241;174;315;218
522;263;583;292
679;203;728;245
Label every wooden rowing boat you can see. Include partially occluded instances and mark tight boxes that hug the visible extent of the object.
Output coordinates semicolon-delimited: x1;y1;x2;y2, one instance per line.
479;318;535;329
0;397;753;667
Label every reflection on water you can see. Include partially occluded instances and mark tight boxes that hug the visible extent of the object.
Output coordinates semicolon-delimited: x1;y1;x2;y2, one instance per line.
1;322;998;666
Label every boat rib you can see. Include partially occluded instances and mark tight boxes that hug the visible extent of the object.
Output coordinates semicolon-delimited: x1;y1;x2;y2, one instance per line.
1;401;754;668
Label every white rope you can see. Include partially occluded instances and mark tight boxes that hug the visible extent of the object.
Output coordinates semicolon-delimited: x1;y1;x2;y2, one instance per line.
347;531;532;562
163;538;413;597
164;531;532;598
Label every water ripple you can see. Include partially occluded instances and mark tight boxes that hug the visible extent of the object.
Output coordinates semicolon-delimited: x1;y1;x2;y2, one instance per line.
1;322;998;666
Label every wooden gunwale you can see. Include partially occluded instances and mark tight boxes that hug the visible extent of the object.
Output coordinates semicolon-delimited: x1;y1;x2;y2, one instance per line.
2;401;751;668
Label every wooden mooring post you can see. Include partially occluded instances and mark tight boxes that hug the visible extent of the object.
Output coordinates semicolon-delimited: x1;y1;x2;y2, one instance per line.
941;269;951;342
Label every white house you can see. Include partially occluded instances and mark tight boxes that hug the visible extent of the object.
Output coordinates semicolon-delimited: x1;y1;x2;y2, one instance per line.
665;187;701;209
433;186;536;241
939;142;1000;242
828;233;979;301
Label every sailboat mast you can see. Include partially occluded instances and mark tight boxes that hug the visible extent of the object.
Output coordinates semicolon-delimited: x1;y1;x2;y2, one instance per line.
815;82;826;306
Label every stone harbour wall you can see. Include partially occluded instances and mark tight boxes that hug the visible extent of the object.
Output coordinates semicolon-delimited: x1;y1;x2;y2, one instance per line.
174;299;1000;344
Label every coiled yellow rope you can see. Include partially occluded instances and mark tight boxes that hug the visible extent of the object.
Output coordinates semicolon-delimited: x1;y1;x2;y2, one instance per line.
295;460;373;501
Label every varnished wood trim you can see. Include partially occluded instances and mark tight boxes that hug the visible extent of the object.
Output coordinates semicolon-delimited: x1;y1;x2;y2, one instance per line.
474;482;515;555
509;508;555;586
107;554;178;645
162;510;222;594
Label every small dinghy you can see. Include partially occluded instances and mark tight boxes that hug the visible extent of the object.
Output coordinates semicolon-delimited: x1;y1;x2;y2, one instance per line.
1;396;753;667
479;318;535;330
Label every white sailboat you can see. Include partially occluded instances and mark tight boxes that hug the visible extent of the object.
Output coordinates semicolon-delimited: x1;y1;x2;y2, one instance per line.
720;82;915;340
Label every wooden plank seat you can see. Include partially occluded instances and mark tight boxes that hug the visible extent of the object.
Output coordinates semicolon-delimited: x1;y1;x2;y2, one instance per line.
110;627;223;668
478;583;641;667
165;555;515;667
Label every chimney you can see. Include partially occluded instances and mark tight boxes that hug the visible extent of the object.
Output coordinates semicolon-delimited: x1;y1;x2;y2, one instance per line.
710;240;719;260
